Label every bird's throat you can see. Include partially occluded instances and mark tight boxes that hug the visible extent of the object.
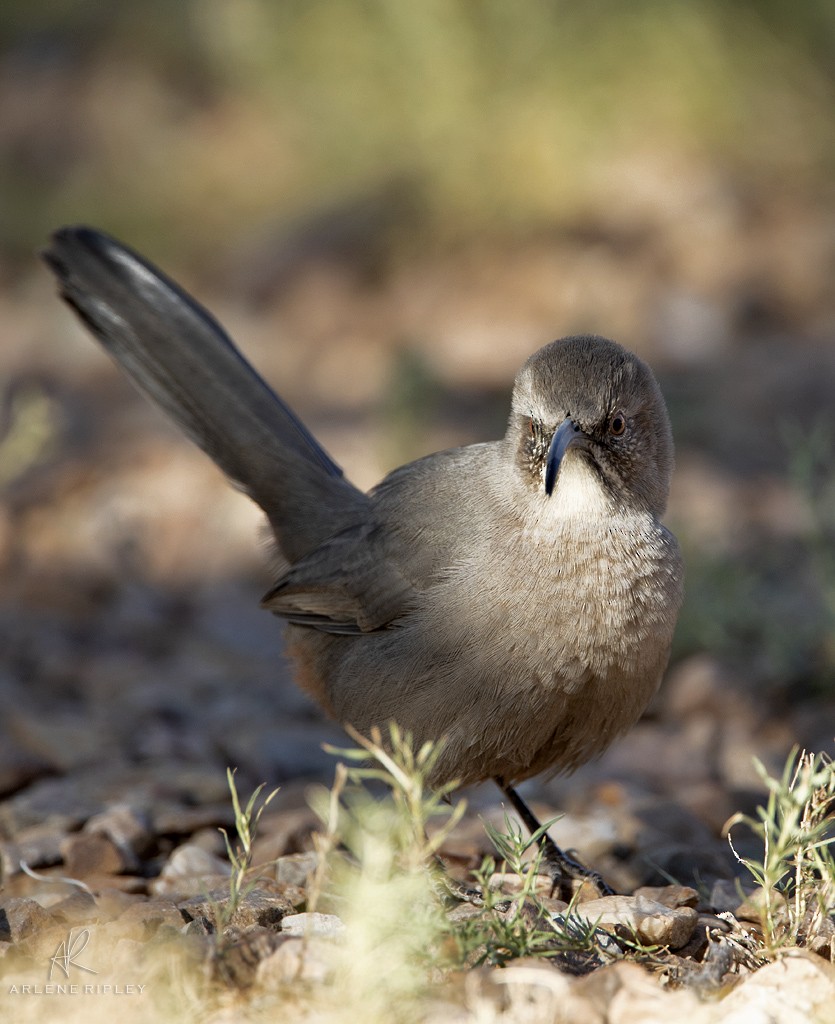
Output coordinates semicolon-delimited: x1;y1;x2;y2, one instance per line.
544;455;613;523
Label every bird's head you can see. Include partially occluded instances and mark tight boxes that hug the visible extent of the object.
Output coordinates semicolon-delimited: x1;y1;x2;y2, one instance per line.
509;335;674;517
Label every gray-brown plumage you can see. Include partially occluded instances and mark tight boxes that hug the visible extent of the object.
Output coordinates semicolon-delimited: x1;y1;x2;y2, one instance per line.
43;226;683;889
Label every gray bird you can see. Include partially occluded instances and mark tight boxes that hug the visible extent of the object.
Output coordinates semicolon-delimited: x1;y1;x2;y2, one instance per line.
43;226;683;893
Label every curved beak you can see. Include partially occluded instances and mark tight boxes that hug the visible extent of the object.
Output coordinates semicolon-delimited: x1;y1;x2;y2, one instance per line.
544;418;590;496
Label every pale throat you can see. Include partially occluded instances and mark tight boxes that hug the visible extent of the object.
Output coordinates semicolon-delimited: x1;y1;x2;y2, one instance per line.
518;454;617;548
544;454;613;522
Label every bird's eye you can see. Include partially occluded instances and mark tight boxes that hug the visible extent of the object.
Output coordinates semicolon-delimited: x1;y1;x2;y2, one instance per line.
609;411;627;436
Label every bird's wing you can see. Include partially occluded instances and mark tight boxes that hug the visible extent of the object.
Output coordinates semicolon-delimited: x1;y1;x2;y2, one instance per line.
261;521;417;634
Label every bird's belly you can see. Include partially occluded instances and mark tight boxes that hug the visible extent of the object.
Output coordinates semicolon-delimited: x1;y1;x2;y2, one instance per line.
293;518;680;786
423;522;680;780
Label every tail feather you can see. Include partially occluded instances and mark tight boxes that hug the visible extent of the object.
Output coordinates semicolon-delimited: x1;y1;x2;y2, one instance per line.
43;226;367;562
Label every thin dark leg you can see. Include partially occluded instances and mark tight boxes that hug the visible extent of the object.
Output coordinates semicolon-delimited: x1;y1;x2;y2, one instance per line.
497;780;615;897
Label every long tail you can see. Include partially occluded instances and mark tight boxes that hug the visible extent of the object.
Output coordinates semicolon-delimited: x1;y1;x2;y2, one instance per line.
42;226;367;562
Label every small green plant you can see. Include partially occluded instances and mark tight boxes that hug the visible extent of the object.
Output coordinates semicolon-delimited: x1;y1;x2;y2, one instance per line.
317;727;626;979
323;722;468;872
0;383;60;487
448;814;606;969
304;725;464;1022
217;767;280;931
725;748;835;956
451;817;548;967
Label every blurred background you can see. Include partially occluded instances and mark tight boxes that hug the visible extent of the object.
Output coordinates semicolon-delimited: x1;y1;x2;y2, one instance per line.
0;1;833;888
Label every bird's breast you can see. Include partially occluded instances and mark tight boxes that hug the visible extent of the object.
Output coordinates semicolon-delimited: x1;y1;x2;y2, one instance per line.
444;499;681;696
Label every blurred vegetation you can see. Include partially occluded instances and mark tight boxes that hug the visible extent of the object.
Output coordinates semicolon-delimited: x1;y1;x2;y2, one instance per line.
1;0;835;266
675;418;835;697
0;380;62;487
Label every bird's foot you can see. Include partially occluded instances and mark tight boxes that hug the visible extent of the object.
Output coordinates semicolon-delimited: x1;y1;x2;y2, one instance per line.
497;781;615;899
539;834;615;899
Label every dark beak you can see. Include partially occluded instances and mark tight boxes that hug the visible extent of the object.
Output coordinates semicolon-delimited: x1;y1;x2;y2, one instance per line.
544;418;589;496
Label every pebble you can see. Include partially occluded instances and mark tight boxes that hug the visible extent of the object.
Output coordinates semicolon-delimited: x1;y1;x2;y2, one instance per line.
0;822;66;877
250;805;322;862
94;886;143;920
565;894;699;950
280;912;347;940
83;802;154;868
213;925;287;988
60;831;127;877
150;842;231;897
179;886;295;933
275;851;319;888
256;936;335;986
716;951;835;1024
42;887;99;925
710;878;747;914
114;899;185;940
0;896;54;942
472;957;613;1023
735;886;786;925
633;884;700;909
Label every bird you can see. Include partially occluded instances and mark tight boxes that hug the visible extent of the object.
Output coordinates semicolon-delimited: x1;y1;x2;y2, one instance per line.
42;226;684;894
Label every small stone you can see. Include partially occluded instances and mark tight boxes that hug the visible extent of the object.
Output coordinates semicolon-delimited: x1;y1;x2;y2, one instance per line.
0;824;65;877
710;879;747;914
488;870;555;898
272;882;307;910
83;873;146;894
44;888;99;926
633;884;699;909
186;826;228;858
83;803;153;870
716;950;835;1023
249;806;321;862
150;842;230;897
280;912;346;940
567;894;699;950
275;851;319;888
183;916;214;936
0;896;54;942
807;916;835;959
115;899;185;940
582;958;704;1019
179;886;294;933
256;936;334;986
446;902;485;924
94;887;146;921
60;832;127;877
0;765;130;834
735;886;785;925
473;959;588;1022
213;925;286;988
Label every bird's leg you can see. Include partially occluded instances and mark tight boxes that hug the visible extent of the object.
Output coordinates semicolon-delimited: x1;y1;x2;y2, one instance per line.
497;780;615;898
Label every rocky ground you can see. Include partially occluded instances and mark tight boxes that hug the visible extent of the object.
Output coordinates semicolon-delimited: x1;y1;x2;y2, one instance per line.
1;200;834;1020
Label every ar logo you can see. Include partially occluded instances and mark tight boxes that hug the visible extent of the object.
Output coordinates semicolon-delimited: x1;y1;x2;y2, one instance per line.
49;928;98;980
